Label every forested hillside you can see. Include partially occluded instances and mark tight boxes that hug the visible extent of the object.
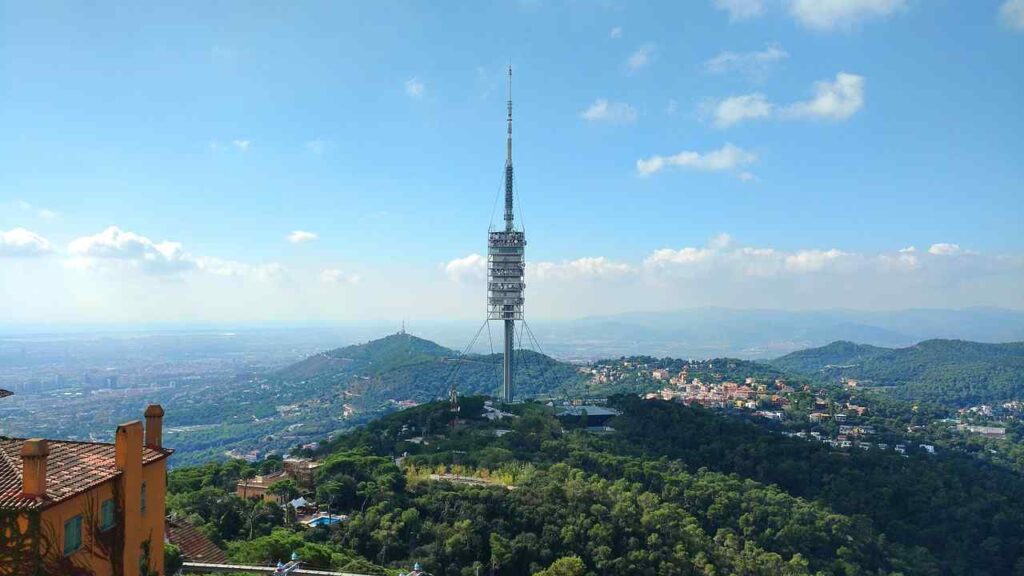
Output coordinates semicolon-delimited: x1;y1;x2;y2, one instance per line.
771;339;1024;407
159;333;586;466
169;396;1024;575
278;333;586;404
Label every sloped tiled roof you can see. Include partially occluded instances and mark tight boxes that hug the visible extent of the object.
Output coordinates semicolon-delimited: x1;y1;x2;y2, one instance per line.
166;518;228;564
0;437;171;511
236;470;288;489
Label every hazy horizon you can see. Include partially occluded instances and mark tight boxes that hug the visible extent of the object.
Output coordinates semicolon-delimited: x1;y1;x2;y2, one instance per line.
2;304;1023;332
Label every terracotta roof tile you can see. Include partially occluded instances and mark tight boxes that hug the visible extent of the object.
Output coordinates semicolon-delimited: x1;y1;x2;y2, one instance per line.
166;518;228;564
0;437;171;511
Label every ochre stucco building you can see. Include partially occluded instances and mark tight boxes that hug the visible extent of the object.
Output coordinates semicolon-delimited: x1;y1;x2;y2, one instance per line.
0;405;172;576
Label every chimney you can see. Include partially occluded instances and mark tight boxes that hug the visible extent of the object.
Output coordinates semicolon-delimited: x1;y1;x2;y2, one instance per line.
115;420;144;576
144;404;165;449
20;439;49;498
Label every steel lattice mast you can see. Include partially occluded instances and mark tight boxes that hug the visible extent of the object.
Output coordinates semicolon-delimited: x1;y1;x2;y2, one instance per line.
487;67;525;403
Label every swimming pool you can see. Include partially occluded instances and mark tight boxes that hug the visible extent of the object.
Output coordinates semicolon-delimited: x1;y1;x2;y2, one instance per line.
306;516;342;527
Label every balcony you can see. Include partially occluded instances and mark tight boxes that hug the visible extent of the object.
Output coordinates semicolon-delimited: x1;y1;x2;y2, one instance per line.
488;231;526;247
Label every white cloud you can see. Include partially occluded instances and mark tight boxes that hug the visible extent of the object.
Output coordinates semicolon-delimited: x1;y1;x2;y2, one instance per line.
287;230;319;244
579;99;638;124
784;248;851;272
729;246;781;277
637;143;757;176
192;257;247;276
638;238;998;284
666;99;678;116
532;257;634;280
708;93;774;127
64;226;287;280
783;72;865;121
643;236;846;276
321;268;360;285
705;73;865;127
609;26;622;39
789;0;905;30
929;243;963;256
627;44;655;71
644;238;853;277
0;228;53;257
713;0;765;21
5;233;1021;323
405;78;425;98
232;139;250;151
1000;0;1024;30
445;253;487;282
645;247;716;267
68;226;195;274
705;43;788;79
738;172;756;182
879;246;920;270
305;139;331;155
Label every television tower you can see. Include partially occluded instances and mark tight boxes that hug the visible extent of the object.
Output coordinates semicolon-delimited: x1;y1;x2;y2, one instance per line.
487;66;526;403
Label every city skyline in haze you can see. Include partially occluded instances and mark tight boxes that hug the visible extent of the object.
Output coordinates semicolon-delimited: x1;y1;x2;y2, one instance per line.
2;1;1023;324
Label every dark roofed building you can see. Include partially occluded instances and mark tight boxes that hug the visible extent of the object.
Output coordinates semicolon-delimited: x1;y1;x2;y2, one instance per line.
557;405;621;427
166;517;228;564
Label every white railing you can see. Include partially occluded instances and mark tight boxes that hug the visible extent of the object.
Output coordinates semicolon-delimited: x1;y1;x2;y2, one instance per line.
181;562;374;576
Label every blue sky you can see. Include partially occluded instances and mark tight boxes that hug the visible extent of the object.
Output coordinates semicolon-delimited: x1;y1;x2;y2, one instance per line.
1;0;1022;324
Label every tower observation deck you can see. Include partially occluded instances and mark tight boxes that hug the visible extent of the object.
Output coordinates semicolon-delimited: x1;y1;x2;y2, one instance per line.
487;67;525;403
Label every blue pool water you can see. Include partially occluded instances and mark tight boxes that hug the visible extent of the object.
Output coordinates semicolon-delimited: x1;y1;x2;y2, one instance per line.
307;516;341;527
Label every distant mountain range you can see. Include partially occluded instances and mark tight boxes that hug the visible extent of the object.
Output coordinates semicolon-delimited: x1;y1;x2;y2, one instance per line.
155;330;1024;465
771;339;1024;407
521;307;1024;360
7;307;1021;364
279;331;1024;412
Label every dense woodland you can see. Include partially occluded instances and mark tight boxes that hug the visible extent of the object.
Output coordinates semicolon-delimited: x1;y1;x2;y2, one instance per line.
771;339;1024;407
167;395;1024;575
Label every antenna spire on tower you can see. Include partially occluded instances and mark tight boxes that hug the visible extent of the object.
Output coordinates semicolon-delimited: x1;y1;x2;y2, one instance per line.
504;65;514;232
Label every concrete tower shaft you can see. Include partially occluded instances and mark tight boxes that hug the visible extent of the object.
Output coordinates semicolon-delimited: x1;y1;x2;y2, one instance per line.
487;66;525;403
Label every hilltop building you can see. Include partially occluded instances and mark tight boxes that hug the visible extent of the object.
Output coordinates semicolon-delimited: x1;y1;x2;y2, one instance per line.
236;458;321;503
283;457;320;489
235;470;290;503
0;405;172;575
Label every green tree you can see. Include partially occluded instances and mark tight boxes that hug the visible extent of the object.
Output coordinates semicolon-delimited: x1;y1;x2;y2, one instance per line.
535;556;586;576
164;543;183;575
268;479;300;502
489;533;511;576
